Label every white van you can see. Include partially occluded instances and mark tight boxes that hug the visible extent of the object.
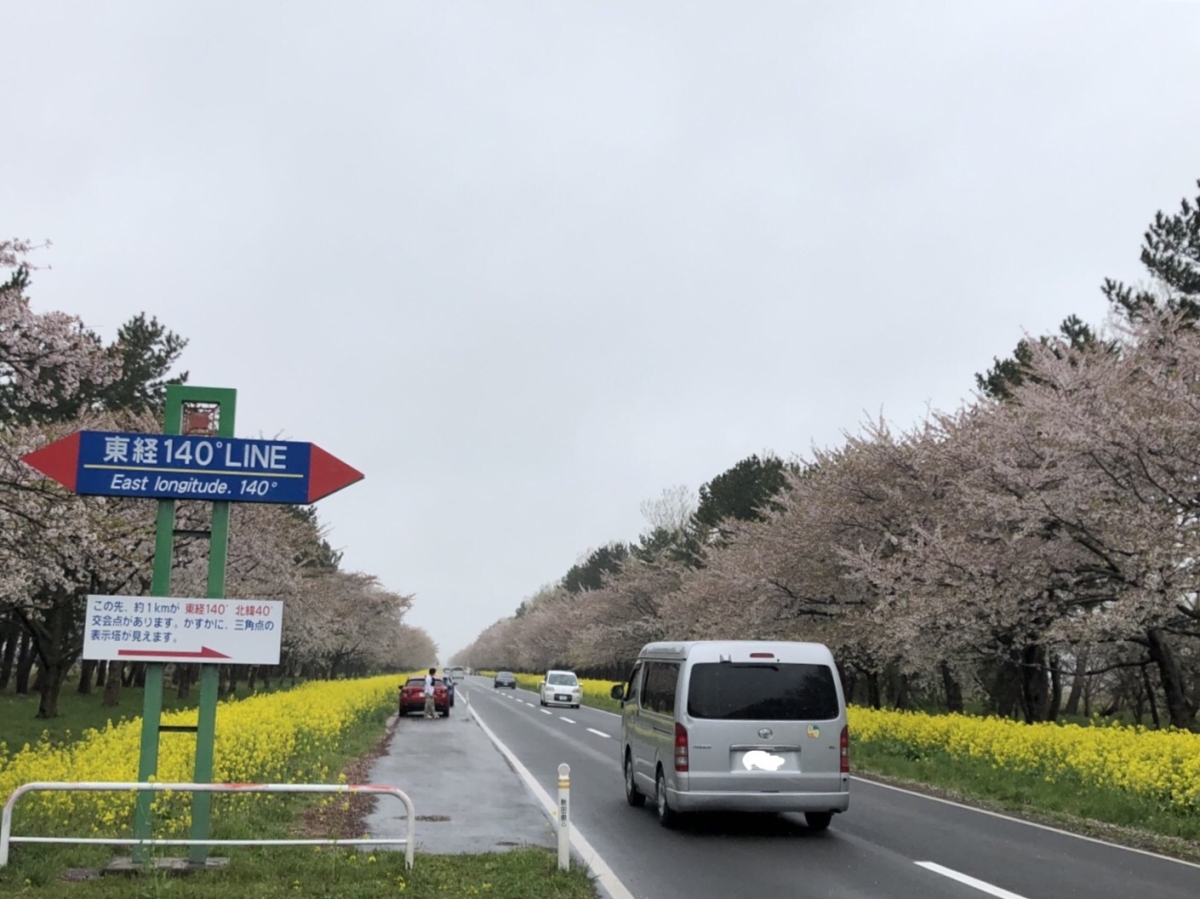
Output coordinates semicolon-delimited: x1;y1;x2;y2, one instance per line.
610;641;849;829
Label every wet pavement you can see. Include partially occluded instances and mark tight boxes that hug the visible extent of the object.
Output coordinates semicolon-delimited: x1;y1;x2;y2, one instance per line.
363;698;556;854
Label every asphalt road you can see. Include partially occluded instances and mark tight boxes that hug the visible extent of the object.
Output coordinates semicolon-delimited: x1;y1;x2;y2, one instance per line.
459;676;1198;899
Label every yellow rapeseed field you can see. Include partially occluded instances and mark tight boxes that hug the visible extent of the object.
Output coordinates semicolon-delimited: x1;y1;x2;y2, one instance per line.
0;674;399;838
849;706;1200;813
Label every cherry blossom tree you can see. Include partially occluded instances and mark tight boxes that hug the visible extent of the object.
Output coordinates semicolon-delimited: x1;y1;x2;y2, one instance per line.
0;240;117;420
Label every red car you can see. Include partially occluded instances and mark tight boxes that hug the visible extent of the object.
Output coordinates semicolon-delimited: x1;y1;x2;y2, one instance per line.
400;676;450;717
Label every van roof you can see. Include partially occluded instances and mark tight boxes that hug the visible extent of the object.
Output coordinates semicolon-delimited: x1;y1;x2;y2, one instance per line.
635;640;835;664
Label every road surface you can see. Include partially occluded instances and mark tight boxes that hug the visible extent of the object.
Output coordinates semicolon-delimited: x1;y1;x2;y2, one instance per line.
460;677;1198;899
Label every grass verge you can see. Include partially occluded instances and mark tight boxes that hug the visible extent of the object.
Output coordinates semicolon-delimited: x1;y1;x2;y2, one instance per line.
1;702;598;899
2;847;596;899
852;739;1200;863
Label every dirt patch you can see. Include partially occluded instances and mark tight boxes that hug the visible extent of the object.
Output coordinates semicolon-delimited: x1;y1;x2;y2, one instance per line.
293;714;399;841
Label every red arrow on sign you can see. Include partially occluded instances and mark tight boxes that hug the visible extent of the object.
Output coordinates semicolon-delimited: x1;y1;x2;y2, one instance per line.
117;646;231;660
307;443;364;503
20;431;80;492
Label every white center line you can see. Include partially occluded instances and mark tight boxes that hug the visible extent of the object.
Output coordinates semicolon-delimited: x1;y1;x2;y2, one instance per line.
540;708;553;715
586;727;611;738
560;717;576;724
915;862;1028;899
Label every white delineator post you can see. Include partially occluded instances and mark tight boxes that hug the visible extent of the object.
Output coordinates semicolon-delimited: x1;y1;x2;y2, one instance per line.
557;763;570;871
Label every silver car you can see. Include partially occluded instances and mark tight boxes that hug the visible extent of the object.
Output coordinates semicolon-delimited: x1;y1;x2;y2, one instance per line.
611;640;850;830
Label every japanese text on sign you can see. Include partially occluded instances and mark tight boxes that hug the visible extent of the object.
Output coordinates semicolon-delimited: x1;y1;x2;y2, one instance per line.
82;595;283;665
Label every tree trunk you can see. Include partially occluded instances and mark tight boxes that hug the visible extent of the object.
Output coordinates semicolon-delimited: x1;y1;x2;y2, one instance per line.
893;673;911;710
839;667;857;705
1141;662;1161;729
246;665;258;692
14;632;34;694
134;663;146;688
96;660;108;687
865;671;882;710
0;621;19;691
995;661;1021;719
1048;652;1063;722
103;661;124;708
122;662;137;687
37;662;66;718
77;659;97;694
1020;645;1051;723
940;662;964;714
260;665;271;690
1146;628;1194;729
1064;648;1089;717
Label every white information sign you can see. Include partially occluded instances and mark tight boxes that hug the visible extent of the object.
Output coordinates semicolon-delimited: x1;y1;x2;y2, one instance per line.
83;595;282;665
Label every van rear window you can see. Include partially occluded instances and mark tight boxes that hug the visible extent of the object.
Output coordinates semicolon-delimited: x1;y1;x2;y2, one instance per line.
686;663;839;721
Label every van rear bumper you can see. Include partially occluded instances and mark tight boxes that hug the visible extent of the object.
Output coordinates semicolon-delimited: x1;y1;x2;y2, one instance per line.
667;788;849;814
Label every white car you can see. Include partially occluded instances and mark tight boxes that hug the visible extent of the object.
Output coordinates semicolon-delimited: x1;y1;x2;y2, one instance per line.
540;670;583;708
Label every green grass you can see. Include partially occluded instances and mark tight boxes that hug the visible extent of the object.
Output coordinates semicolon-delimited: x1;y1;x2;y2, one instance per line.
0;694;597;899
2;848;595;899
0;680;298;756
852;738;1200;850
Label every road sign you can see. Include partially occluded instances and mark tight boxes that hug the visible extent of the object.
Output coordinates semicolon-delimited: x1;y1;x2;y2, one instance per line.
82;595;283;666
21;430;362;504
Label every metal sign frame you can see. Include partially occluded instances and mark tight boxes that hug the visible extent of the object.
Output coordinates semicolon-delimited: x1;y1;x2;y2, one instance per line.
134;385;236;864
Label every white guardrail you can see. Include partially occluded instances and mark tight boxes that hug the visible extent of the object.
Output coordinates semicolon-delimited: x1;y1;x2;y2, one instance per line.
1;781;416;869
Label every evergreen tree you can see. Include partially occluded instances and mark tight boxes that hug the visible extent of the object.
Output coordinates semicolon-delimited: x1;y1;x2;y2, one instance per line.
692;454;792;531
1103;179;1200;323
562;543;629;594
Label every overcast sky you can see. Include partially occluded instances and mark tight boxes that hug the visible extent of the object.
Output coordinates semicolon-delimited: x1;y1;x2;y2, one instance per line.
5;2;1200;661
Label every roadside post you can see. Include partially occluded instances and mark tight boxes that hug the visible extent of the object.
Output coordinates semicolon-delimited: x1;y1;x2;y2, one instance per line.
557;763;570;871
21;385;363;866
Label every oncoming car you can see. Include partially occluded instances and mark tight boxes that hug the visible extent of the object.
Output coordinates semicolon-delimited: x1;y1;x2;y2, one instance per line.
540;670;582;708
399;675;450;717
493;670;517;689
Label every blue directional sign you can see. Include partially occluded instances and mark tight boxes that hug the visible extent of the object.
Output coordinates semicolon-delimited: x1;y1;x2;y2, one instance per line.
22;430;364;504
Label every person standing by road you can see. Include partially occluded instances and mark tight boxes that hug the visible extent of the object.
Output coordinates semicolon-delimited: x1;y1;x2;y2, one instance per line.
423;667;437;719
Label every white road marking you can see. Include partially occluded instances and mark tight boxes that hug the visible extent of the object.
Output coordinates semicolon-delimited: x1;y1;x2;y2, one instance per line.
586;728;611;739
467;700;636;899
540;709;553;715
915;862;1028;898
858;778;1200;870
560;717;576;724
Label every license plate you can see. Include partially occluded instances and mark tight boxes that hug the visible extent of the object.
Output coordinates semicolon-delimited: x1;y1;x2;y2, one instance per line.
732;749;799;773
556;694;570;701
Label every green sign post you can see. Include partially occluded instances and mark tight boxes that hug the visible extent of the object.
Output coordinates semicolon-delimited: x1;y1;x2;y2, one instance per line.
20;384;364;868
134;384;236;865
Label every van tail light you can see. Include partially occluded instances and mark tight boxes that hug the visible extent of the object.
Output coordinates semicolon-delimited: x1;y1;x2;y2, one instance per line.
840;725;850;774
674;723;689;772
